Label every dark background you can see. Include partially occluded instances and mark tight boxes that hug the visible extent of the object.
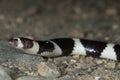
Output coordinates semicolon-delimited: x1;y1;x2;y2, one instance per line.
0;0;120;42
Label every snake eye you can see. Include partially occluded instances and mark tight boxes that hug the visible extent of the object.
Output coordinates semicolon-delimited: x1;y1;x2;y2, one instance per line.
22;39;26;43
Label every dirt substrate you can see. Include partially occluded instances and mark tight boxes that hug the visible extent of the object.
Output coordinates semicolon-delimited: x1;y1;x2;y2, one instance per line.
0;0;120;80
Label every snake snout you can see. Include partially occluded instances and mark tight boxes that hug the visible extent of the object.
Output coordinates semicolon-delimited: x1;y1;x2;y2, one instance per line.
9;38;18;47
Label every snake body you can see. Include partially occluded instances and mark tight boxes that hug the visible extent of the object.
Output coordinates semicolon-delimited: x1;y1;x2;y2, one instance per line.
9;37;120;61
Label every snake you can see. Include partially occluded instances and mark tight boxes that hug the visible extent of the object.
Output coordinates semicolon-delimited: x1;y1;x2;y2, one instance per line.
9;37;120;61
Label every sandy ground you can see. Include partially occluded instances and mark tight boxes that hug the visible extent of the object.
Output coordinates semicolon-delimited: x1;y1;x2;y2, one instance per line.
0;0;120;80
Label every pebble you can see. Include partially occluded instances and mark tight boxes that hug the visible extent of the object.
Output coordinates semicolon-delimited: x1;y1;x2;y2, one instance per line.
106;8;117;16
87;68;93;73
104;61;116;69
0;14;5;20
95;77;105;80
37;62;61;78
16;76;77;80
74;6;82;14
112;24;119;30
96;60;104;65
18;66;28;72
16;17;24;23
73;63;81;69
95;77;104;80
61;62;68;68
70;59;77;63
0;66;12;80
72;55;80;59
69;30;84;38
59;77;77;80
115;62;120;69
95;77;100;80
16;76;45;80
53;56;67;65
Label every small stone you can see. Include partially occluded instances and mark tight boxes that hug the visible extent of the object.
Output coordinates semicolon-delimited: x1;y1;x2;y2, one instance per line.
112;24;119;30
0;14;5;20
72;55;80;59
95;77;101;80
38;62;61;78
0;66;12;80
70;30;84;38
104;37;110;41
95;77;105;80
73;63;81;69
104;61;116;69
16;76;46;80
53;56;67;65
74;6;82;14
87;68;93;73
18;66;28;72
24;71;37;76
70;59;77;64
116;62;120;69
96;60;104;65
61;62;68;68
16;17;24;23
59;76;77;80
106;8;117;16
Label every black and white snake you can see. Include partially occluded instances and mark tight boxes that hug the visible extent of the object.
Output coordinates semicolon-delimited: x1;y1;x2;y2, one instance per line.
9;37;120;61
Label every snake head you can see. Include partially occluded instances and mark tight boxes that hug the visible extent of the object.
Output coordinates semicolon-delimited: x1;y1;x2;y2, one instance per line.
9;37;33;49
